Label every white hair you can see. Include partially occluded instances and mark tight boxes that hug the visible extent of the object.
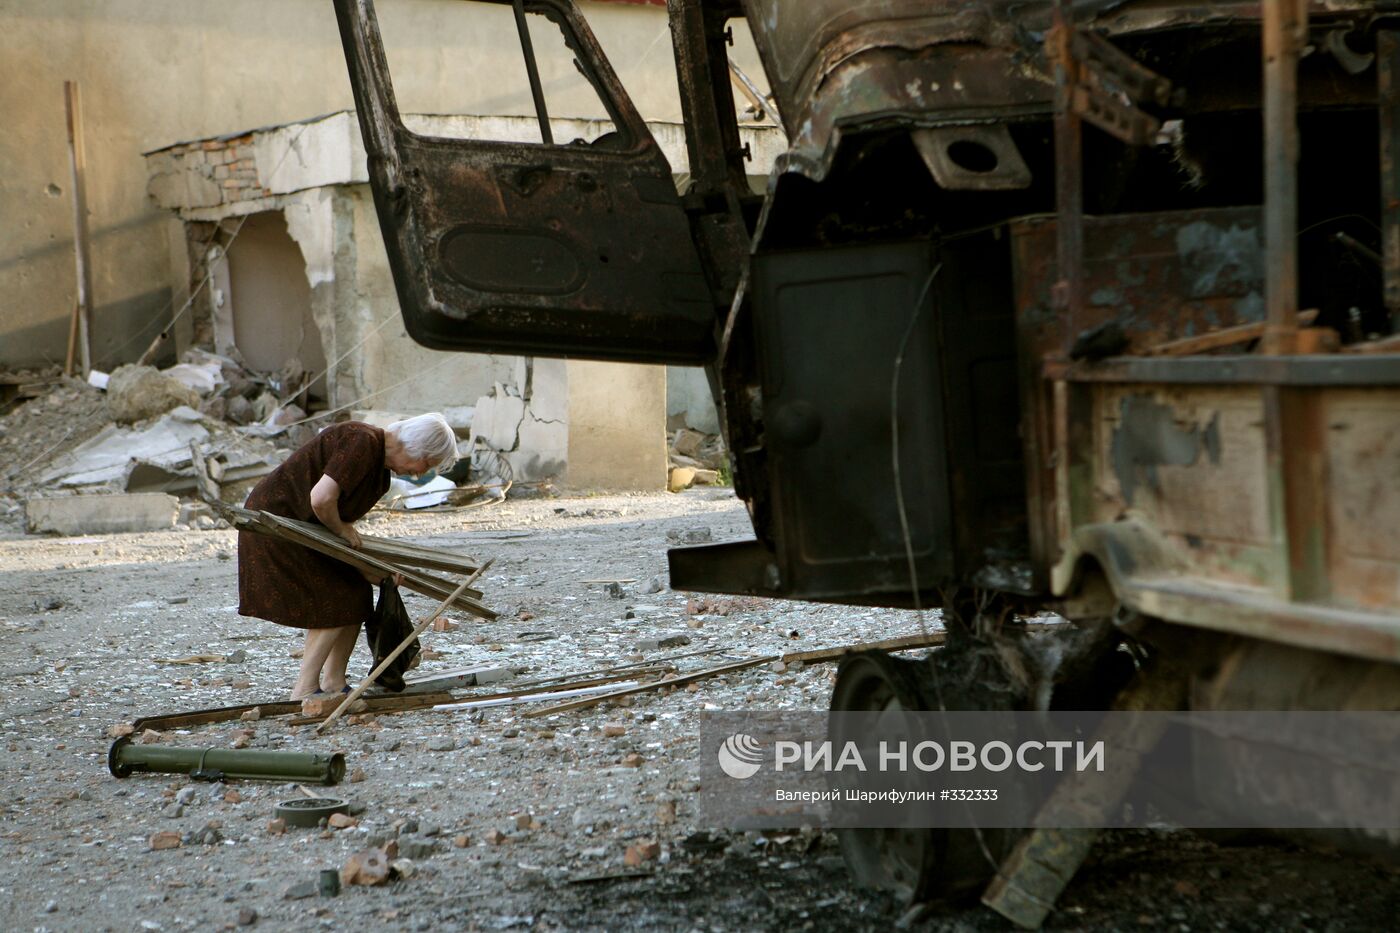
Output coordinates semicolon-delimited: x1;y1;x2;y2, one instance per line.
386;413;458;470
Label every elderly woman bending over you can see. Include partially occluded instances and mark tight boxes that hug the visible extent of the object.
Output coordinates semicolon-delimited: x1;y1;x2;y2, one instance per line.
237;414;457;699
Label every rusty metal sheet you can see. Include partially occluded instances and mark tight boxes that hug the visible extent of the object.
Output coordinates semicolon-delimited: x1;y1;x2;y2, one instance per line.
334;0;719;363
742;1;1373;184
1012;205;1267;578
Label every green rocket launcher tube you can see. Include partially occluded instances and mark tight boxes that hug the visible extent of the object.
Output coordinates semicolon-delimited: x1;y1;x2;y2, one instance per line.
108;736;345;784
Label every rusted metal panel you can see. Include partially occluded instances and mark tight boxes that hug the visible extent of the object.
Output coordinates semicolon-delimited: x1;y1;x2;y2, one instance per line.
1379;30;1400;330
1053;519;1400;663
666;0;752;309
1012;206;1267;577
742;1;1372;184
333;0;719;363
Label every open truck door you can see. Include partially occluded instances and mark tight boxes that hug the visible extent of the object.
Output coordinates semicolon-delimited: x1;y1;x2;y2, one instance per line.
333;0;717;363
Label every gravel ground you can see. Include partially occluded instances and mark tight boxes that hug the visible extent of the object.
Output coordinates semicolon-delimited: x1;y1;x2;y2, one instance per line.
0;490;1396;932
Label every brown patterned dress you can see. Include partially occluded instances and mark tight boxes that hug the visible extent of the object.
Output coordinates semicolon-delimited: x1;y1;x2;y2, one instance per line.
238;422;390;630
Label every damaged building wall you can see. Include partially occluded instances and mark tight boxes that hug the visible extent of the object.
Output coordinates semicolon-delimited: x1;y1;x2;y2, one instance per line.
341;186;520;414
566;361;667;490
142;108;783;490
0;0;769;370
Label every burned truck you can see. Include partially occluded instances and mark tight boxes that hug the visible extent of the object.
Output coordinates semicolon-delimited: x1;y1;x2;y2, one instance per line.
334;0;1400;918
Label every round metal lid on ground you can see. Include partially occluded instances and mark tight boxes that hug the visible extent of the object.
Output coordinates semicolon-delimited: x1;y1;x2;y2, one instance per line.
275;797;350;827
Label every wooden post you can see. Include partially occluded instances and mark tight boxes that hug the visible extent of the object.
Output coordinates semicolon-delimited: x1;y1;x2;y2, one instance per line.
1261;0;1307;355
64;80;94;377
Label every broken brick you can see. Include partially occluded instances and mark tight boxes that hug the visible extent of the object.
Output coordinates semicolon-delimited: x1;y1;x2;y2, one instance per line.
452;834;471;848
328;813;358;829
341;848;390;886
621;753;644;768
149;831;182;851
485;829;507;845
602;724;627;738
624;840;660;866
266;819;286;836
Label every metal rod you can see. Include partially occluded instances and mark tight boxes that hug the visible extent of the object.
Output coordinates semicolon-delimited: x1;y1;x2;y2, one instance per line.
1051;0;1084;334
64;80;93;377
1262;0;1307;355
727;58;780;126
511;0;553;145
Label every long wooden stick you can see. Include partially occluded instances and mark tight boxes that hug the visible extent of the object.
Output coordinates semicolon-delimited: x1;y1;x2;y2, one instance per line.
317;560;493;733
524;655;780;718
64;80;93;378
522;628;1001;718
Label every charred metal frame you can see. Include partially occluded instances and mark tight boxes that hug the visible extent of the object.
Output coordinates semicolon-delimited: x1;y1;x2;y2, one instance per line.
335;0;1400;660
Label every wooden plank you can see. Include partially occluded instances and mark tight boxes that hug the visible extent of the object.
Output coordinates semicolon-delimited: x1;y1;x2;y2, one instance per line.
1342;333;1400;354
524;656;780;718
247;511;495;620
1144;309;1317;357
780;632;947;666
440;681;643;712
230;504;486;601
522;627;1067;718
286;691;455;725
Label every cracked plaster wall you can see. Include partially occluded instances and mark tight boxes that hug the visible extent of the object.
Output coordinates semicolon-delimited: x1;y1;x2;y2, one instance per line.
341;185;525;415
566;360;666;490
2;0;771;369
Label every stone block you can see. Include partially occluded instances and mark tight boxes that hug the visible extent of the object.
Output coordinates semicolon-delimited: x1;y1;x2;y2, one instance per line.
27;494;179;536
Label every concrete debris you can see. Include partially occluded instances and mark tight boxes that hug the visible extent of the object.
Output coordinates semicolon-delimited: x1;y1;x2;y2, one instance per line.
161;361;224;396
667;429;727;487
282;880;317;900
106;365;201;424
666;527;712;545
623;840;660;866
666;467;696;493
41;407;207;488
636;633;692;651
26;492;179;536
341;848;391;886
397;838;440;860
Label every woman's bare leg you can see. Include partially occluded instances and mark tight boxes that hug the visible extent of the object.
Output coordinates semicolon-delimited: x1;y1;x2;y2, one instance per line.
292;628;341;699
319;623;362;693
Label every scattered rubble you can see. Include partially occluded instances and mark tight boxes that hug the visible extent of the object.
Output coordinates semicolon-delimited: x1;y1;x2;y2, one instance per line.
105;364;201;424
0;492;1388;931
666;428;727;492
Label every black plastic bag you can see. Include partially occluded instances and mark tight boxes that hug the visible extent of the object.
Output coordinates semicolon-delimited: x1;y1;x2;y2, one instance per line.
364;581;420;692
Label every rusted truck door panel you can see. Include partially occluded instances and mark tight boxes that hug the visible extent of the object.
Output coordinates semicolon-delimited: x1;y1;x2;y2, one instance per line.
334;0;716;363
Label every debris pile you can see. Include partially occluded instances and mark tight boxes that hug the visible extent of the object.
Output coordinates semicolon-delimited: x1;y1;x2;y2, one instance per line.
0;346;526;536
666;428;728;492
